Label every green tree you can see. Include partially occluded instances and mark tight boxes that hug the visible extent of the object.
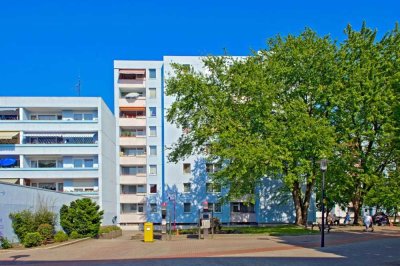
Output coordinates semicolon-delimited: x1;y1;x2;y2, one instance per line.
166;29;338;225
60;198;104;237
329;23;399;224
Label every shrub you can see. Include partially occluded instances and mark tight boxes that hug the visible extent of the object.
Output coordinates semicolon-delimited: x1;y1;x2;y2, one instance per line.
37;224;54;242
9;206;57;243
9;210;35;242
70;231;82;239
0;237;12;249
23;232;43;248
99;225;121;234
54;231;68;242
60;198;104;237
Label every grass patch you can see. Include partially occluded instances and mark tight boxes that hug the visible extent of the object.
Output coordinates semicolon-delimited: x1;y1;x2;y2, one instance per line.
178;225;318;236
221;225;318;236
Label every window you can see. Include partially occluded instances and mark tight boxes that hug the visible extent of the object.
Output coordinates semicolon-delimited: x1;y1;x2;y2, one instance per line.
206;163;221;173
31;159;59;168
183;163;191;174
231;202;255;213
31;114;60;120
150;184;157;194
150;203;157;213
38;183;56;190
149;126;157;137
149;69;156;79
149;146;157;156
149;88;156;99
184;203;191;213
121;166;146;175
149;165;157;175
138;203;144;213
206;183;221;193
120;128;145;137
149;107;157;117
137;185;146;193
121;185;137;194
208;203;222;213
183;183;191;193
73;158;94;168
73;113;93;120
121;147;146;156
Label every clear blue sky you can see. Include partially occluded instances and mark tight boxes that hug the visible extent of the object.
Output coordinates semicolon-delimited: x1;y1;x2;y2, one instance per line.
1;0;399;112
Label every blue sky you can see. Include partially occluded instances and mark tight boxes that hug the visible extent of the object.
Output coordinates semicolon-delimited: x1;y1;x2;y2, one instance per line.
0;0;399;111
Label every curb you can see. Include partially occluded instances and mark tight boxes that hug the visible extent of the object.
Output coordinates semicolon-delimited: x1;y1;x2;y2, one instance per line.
0;237;91;254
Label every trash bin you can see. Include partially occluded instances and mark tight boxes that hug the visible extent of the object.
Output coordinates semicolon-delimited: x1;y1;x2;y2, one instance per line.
144;222;153;242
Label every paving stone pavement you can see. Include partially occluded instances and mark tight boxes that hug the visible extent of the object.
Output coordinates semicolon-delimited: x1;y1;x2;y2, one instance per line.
0;226;399;265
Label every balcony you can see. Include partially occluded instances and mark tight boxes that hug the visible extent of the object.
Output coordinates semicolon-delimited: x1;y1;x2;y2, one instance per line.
24;133;97;145
0;168;98;179
120;193;146;203
119;117;146;127
119;213;146;223
0;108;19;121
230;213;257;223
120;174;147;184
119;136;146;146
120;155;146;165
119;97;146;108
118;69;146;88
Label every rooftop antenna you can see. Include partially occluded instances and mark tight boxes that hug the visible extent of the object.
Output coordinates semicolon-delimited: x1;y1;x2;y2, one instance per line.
75;74;81;96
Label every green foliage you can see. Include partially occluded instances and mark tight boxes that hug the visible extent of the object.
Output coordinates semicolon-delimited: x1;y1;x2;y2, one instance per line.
166;23;400;225
54;231;68;242
37;224;54;242
70;231;82;239
9;210;35;242
0;237;12;249
60;198;104;237
23;232;43;248
9;207;57;242
99;225;121;234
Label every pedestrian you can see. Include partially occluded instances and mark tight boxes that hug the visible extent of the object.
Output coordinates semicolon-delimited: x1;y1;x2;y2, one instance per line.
344;212;351;225
363;213;374;232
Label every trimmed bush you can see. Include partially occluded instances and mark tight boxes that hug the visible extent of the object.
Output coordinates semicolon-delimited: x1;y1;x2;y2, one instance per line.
54;231;68;242
70;231;82;239
60;198;104;237
37;223;54;242
23;232;43;248
0;237;12;249
99;225;121;234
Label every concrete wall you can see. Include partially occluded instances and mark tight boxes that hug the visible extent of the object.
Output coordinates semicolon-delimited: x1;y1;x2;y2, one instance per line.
0;182;85;243
99;98;117;225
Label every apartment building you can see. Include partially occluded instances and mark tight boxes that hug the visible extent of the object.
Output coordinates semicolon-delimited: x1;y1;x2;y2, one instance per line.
115;57;303;229
0;97;117;224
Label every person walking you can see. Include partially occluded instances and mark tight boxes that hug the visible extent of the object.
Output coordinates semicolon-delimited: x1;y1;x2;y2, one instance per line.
344;212;351;225
363;213;374;232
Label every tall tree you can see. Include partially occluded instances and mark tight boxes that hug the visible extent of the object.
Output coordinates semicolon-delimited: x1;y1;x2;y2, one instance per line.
330;23;399;224
166;29;337;225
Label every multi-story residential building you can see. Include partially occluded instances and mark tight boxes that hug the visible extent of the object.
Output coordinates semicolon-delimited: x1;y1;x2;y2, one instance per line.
114;57;306;229
0;97;117;224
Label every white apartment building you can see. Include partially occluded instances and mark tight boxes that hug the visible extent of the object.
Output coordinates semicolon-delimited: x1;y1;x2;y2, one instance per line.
0;97;117;224
114;57;302;229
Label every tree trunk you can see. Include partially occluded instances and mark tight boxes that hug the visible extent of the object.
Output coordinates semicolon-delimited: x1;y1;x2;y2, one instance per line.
352;198;362;225
292;180;314;225
292;183;304;225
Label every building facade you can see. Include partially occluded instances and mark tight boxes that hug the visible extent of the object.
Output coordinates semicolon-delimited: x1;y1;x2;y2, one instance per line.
115;57;302;229
0;97;117;224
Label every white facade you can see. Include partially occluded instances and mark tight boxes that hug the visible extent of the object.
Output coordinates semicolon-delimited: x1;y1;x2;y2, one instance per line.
0;97;117;224
114;57;299;227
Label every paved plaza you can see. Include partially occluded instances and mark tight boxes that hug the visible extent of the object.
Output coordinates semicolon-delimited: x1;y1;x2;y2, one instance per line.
0;226;399;265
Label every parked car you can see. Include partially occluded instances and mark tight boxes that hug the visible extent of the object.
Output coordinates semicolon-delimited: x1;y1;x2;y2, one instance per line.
373;212;389;226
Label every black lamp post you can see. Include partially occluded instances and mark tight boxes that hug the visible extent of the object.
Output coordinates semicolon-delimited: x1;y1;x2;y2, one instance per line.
320;158;328;248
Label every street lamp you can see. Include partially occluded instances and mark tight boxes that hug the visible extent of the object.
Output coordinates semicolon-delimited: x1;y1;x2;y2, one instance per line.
319;158;328;248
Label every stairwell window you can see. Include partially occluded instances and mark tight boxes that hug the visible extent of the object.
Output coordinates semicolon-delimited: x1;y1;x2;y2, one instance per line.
149;69;156;79
183;183;191;193
149;146;157;156
150;184;157;194
149;107;157;117
184;203;191;213
149;88;156;99
149;126;157;137
183;163;191;174
149;165;157;175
